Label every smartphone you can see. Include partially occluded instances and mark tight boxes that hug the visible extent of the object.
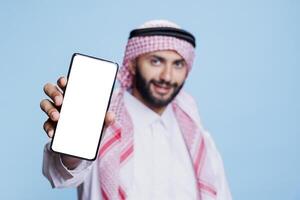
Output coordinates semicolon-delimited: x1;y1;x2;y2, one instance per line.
50;53;118;161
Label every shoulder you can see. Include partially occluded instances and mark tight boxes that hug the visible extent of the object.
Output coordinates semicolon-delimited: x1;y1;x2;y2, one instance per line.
174;90;203;126
175;90;197;106
176;92;223;157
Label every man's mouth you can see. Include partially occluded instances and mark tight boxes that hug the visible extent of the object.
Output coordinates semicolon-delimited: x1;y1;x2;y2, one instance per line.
152;82;173;95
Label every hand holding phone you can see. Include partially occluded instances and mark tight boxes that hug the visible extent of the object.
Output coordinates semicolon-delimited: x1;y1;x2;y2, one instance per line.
40;53;118;162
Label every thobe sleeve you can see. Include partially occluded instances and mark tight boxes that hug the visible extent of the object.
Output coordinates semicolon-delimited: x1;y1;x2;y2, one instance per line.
42;142;94;188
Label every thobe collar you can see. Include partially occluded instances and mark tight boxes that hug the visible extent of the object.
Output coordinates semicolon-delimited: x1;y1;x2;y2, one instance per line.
123;90;174;131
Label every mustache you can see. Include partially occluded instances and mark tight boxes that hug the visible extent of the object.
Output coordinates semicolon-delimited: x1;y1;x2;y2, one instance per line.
150;79;178;88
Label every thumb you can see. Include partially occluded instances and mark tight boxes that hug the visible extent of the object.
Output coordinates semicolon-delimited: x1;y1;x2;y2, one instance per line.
104;111;115;128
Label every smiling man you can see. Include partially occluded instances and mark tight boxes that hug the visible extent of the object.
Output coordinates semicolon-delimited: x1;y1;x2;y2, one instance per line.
41;20;232;200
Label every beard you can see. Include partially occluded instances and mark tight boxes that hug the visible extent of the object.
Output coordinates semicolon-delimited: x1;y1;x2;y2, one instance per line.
134;66;185;108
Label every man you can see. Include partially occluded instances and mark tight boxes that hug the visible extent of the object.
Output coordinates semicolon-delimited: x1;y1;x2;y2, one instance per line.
41;20;232;200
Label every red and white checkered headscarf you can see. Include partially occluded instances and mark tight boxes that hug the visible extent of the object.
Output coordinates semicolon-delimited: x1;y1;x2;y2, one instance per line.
117;20;196;89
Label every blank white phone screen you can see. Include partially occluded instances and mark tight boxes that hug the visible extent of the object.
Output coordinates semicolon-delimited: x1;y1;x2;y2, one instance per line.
51;54;118;160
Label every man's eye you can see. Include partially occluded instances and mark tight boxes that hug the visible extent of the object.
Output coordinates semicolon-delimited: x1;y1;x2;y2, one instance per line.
174;61;185;69
150;58;161;66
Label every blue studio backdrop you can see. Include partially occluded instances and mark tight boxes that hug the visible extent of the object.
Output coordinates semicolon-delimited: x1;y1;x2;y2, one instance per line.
0;0;299;199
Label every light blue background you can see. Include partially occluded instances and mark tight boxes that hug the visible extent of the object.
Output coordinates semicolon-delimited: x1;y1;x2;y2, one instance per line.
0;0;299;199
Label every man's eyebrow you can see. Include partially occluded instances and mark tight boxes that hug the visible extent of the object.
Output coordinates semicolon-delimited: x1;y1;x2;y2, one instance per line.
147;54;185;64
173;58;185;63
148;54;166;62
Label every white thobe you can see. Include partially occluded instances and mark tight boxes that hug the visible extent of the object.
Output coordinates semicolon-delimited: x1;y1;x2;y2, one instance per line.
42;91;231;200
123;91;198;200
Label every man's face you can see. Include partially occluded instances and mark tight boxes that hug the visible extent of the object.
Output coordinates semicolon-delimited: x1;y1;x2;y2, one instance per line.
131;50;188;109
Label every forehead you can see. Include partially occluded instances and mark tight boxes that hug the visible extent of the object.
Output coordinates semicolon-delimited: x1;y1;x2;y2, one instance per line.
139;50;184;61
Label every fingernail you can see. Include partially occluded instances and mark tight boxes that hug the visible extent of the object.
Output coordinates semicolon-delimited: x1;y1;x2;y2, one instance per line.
48;130;54;138
62;77;66;84
55;96;61;105
51;111;59;120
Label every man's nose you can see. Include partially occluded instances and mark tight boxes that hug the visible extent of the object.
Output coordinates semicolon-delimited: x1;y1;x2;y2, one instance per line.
159;65;172;82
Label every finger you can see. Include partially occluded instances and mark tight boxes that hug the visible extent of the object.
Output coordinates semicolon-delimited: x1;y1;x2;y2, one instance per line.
57;76;67;92
104;111;115;127
43;119;56;138
40;99;60;121
43;83;63;106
